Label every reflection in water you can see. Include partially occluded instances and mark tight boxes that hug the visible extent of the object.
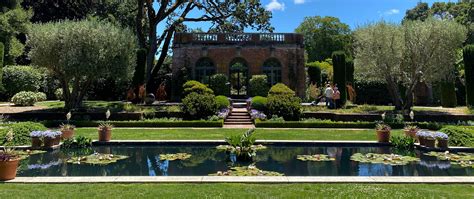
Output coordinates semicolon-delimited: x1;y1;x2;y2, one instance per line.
17;145;474;177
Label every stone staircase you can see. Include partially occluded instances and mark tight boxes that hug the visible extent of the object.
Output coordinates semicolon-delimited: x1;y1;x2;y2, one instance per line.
224;100;253;126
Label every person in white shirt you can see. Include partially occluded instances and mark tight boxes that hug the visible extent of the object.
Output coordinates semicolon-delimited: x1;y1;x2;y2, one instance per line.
324;84;333;108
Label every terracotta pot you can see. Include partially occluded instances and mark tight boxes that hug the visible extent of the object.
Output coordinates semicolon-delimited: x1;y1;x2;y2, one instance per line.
53;136;61;145
98;128;112;142
437;139;449;149
61;129;75;140
31;137;42;148
376;130;391;142
404;130;417;139
0;159;19;181
424;139;436;148
418;136;426;145
43;137;55;147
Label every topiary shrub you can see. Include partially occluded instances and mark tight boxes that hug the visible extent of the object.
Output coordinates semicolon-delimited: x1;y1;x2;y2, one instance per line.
464;45;474;107
249;75;269;97
11;91;44;106
268;83;295;96
440;126;474;147
182;92;218;120
132;48;146;87
306;62;321;85
332;51;347;105
215;95;230;109
2;65;44;98
345;59;354;84
440;81;457;108
251;96;267;111
0;122;47;146
182;80;214;97
266;84;301;121
209;74;230;96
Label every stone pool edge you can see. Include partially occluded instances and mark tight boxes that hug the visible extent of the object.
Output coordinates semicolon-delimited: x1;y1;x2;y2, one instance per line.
3;176;474;184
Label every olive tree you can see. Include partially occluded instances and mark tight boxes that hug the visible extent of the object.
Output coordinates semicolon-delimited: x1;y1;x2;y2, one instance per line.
354;19;466;110
28;19;136;109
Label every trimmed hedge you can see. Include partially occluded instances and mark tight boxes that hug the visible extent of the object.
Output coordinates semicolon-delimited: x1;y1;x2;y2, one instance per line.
41;120;223;128
251;96;267;111
215;95;230;109
306;62;321;85
209;74;230;96
440;126;474;147
440;81;457;108
255;119;442;130
2;65;43;98
0;122;47;146
332;51;347;105
248;75;269;97
464;45;474;107
182;80;214;96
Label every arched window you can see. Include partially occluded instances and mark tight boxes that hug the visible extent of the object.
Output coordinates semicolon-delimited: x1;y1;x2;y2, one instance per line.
195;57;215;84
262;58;282;85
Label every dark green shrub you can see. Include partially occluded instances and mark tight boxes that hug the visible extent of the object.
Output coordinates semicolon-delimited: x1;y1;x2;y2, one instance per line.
464;45;474;107
345;59;354;84
215;95;230;109
306;62;321;85
132;48;146;87
209;74;230;96
251;96;267;111
62;136;92;149
268;83;295;96
0;122;47;146
42;120;223;128
354;80;392;105
0;42;4;68
390;135;415;151
332;51;347;105
182;80;214;96
440;81;457;107
182;92;218;119
249;75;269;97
440;126;474;147
2;65;43;98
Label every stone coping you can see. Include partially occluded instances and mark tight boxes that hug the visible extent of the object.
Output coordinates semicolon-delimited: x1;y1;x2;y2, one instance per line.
4;176;474;184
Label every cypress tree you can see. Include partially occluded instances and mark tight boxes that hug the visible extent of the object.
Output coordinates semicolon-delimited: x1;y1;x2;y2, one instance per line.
332;51;347;106
464;45;474;107
440;81;457;108
132;48;147;87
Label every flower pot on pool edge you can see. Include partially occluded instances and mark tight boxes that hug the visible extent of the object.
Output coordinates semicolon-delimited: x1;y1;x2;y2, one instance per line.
61;129;75;140
418;136;426;145
98;129;112;141
376;130;391;142
43;137;55;148
0;159;19;181
404;129;417;139
53;136;61;145
437;139;449;149
424;139;436;148
31;137;42;148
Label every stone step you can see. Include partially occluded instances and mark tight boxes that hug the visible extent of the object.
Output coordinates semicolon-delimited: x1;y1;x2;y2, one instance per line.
227;116;251;119
225;119;253;122
230;112;249;116
224;121;254;125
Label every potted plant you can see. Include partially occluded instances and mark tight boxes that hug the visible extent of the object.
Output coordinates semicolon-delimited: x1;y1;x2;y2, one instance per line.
422;131;436;148
0;151;20;181
375;123;391;142
0;130;20;181
30;131;43;148
98;122;113;142
43;130;61;147
403;125;419;139
60;124;75;140
434;132;449;149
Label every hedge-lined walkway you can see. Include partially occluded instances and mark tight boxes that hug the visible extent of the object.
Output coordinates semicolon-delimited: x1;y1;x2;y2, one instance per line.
1;183;472;198
75;128;404;140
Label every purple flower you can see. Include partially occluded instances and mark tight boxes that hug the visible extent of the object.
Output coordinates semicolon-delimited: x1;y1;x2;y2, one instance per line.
250;109;266;120
434;131;448;140
43;130;62;139
30;131;43;138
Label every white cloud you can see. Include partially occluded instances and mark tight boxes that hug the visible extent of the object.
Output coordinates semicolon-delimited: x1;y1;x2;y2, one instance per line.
266;0;285;12
294;0;305;4
384;9;400;16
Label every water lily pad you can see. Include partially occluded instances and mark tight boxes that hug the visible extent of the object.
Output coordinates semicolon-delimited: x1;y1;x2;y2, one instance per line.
350;153;419;166
216;144;267;151
159;153;191;161
210;165;283;176
297;154;335;162
16;150;46;160
424;151;474;168
66;153;128;165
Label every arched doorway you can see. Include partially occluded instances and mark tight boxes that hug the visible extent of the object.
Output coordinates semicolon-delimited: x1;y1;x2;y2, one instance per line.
229;58;248;97
262;58;282;86
194;57;215;84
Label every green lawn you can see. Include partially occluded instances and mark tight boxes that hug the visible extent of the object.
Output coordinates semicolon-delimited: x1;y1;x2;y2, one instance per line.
75;128;403;140
303;104;471;114
1;183;472;198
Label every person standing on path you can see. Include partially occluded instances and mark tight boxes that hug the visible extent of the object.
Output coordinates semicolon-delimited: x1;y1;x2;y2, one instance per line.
333;86;341;109
324;84;334;108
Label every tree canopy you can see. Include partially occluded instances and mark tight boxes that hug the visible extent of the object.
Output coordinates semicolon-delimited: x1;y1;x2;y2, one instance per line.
28;19;136;109
0;0;30;65
295;16;352;62
354;19;467;110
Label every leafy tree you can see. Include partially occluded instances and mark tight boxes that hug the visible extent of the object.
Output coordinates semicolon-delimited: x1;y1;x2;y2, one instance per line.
28;19;136;109
136;0;273;92
464;45;474;107
332;51;347;106
295;16;352;62
403;2;430;21
354;19;467;110
0;0;30;65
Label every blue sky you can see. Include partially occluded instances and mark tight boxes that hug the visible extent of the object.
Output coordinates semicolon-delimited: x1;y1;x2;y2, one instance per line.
181;0;452;32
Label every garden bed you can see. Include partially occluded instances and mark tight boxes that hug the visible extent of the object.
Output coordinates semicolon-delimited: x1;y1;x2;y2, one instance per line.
255;119;442;130
41;120;223;128
302;112;474;123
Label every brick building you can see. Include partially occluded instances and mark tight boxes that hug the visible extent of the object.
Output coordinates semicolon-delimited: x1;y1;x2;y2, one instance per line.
171;33;306;98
